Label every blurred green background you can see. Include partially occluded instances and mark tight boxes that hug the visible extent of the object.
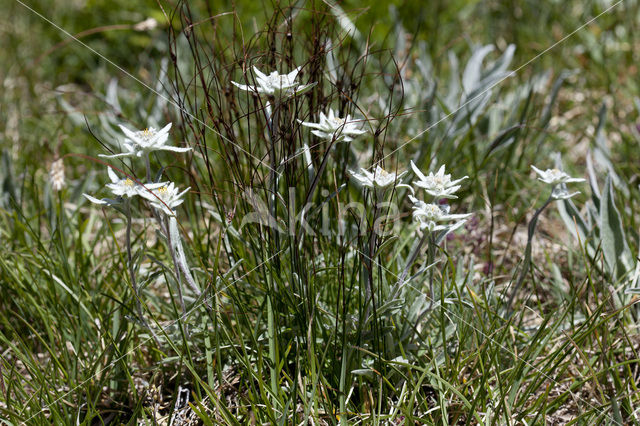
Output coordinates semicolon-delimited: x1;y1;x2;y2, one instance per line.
2;0;637;86
2;0;638;165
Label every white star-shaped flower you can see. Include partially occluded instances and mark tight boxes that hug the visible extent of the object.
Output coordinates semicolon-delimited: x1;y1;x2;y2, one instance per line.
231;66;315;98
100;123;191;158
531;165;585;186
138;181;190;216
409;195;471;232
349;166;407;189
410;161;468;199
299;109;366;142
83;167;165;205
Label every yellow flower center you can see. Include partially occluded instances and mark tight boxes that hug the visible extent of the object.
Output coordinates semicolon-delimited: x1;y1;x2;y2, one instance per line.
136;127;156;141
426;204;440;214
547;168;565;180
421;204;443;220
124;178;135;187
159;186;168;196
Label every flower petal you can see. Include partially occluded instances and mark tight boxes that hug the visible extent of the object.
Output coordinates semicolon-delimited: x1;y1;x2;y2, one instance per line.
287;66;301;81
157;146;192;153
98;152;136;159
311;130;330;139
300;121;324;130
231;81;254;92
157;122;172;135
107;167;119;183
252;66;269;82
83;193;107;205
530;165;545;176
118;124;141;144
410;161;427;182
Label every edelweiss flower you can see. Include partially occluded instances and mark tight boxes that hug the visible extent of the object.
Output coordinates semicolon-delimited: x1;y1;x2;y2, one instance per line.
531;166;585;186
83;167;165;205
349;166;407;189
138;181;190;216
409;195;471;232
231;66;315;98
100;123;191;158
49;159;65;192
531;165;584;200
299;109;366;142
410;161;468;199
133;17;158;31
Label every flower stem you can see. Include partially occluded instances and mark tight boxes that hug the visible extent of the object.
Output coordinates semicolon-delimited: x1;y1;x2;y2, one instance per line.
144;153;152;183
267;291;278;401
124;199;159;344
265;102;281;402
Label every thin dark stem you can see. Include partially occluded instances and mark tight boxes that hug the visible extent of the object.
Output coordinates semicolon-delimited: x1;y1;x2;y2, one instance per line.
426;233;436;311
363;191;380;322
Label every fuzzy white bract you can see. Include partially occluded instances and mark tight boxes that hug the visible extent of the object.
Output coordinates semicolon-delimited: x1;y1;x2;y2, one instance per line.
550;187;581;200
300;109;365;142
410;162;467;199
100;123;191;158
409;195;471;232
138;181;190;216
83;168;165;205
349;166;406;189
231;66;315;98
531;166;585;186
49;159;65;192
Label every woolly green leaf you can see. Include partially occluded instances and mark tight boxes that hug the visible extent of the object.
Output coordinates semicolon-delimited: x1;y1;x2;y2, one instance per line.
557;197;591;252
351;368;375;379
600;175;633;278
